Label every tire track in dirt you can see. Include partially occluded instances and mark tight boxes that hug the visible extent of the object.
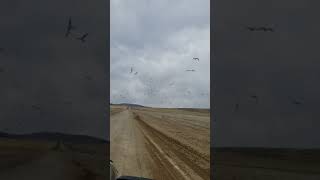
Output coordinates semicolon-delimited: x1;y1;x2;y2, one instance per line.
136;120;187;180
133;112;210;180
133;111;209;162
110;110;158;179
132;109;210;158
111;107;209;180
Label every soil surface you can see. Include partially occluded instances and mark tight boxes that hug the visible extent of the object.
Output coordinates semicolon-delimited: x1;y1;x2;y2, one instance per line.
110;105;210;180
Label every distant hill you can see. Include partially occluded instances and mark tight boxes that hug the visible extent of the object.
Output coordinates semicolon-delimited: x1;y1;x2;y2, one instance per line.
0;132;107;144
116;103;146;108
0;132;10;138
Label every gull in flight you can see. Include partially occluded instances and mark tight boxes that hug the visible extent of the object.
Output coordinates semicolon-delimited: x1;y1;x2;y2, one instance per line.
77;33;88;43
289;96;303;105
250;95;259;104
65;17;76;37
246;26;274;32
193;57;200;61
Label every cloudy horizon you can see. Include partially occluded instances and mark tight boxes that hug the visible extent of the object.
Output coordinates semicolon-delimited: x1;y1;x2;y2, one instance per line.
110;0;210;109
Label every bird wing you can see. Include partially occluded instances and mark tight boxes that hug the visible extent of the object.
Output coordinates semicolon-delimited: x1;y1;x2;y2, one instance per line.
247;27;253;31
68;18;72;29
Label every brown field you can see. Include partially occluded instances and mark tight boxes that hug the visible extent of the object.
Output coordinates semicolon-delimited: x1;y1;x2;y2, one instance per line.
110;105;127;116
0;138;108;180
212;148;320;180
110;105;210;180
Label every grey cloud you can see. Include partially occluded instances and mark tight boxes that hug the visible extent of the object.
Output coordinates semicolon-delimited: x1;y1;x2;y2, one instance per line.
111;0;209;45
111;0;210;108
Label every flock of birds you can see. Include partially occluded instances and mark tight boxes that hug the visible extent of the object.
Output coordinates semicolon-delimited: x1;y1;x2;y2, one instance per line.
0;23;274;75
128;56;200;76
65;17;89;42
185;57;200;72
229;25;305;113
246;26;274;32
233;95;303;113
0;20;302;111
31;17;92;111
112;26;278;106
0;17;93;113
113;56;205;105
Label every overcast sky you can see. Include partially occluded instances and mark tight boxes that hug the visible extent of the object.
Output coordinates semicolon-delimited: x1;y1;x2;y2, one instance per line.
213;0;320;148
110;0;210;108
0;0;108;140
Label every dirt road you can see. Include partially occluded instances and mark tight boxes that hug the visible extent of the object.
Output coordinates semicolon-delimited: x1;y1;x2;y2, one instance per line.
110;107;210;180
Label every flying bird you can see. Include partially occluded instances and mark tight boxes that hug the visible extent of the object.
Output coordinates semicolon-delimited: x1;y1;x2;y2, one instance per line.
31;104;41;110
261;27;274;32
246;26;256;31
77;33;88;42
288;96;303;105
250;95;259;104
186;69;195;72
246;26;274;32
65;17;76;37
134;72;138;75
292;100;302;105
130;67;133;73
193;57;200;61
